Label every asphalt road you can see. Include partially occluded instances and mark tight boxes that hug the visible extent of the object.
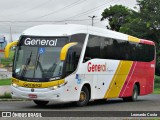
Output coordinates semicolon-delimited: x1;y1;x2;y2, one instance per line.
0;94;159;111
0;94;160;118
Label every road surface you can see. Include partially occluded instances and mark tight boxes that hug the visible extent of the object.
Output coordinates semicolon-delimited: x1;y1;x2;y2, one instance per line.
0;94;159;111
0;94;160;118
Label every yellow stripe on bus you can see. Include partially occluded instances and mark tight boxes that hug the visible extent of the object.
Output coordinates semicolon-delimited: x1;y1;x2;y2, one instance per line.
12;77;65;88
128;36;140;43
104;61;133;98
60;42;77;60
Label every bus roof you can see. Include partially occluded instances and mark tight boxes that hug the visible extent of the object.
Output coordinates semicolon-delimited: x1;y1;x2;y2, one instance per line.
22;24;128;40
22;24;154;45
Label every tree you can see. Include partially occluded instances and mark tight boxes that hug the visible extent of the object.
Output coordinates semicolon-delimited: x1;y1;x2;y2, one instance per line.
101;5;134;31
120;0;160;75
120;0;160;44
101;1;160;75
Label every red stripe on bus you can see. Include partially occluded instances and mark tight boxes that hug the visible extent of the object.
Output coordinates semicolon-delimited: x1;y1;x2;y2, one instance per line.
119;60;155;97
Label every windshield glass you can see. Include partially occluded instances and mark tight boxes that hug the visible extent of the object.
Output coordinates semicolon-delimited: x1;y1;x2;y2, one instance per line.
13;36;68;82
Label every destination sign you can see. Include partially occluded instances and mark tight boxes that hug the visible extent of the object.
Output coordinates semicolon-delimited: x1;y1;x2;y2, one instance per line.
20;36;68;47
24;38;57;46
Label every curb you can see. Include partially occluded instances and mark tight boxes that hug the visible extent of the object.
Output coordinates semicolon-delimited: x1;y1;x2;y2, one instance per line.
0;99;31;101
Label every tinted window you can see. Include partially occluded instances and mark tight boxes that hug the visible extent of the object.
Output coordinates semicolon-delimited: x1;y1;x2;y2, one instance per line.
84;35;100;61
70;33;86;59
65;48;77;76
64;34;86;77
101;38;127;60
83;35;155;62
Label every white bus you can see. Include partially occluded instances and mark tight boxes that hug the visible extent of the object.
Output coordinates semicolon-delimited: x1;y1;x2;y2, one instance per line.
5;24;155;106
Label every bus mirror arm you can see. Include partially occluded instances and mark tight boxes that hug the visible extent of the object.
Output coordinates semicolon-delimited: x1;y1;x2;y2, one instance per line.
60;42;78;61
4;41;18;58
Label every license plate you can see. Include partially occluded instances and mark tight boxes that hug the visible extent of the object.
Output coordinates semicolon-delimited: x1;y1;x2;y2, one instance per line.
28;94;37;98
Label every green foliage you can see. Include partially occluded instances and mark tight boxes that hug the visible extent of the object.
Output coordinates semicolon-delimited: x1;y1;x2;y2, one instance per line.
154;83;160;94
101;0;160;76
101;5;134;31
0;79;11;86
155;75;160;83
154;76;160;94
0;50;14;67
154;89;160;94
156;51;160;76
136;0;160;76
1;58;13;67
126;0;160;44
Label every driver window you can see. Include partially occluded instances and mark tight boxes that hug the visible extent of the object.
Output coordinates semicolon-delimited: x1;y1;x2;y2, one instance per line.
65;48;77;76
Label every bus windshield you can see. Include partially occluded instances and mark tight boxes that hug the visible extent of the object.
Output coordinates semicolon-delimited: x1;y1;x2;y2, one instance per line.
13;36;68;82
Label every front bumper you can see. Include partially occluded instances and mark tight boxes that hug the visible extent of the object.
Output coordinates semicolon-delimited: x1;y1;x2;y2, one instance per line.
11;85;64;102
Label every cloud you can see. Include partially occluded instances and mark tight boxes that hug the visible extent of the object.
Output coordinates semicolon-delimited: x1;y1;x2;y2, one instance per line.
0;0;137;34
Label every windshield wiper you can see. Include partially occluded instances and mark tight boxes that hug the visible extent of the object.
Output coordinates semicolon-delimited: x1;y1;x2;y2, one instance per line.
20;51;32;76
33;52;42;78
35;53;40;70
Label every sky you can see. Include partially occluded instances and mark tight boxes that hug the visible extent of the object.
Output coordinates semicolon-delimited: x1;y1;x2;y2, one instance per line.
0;0;137;41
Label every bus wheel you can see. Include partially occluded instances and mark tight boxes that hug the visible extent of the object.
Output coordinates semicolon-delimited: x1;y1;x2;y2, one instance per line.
33;100;49;106
123;85;138;102
75;86;89;107
131;84;138;101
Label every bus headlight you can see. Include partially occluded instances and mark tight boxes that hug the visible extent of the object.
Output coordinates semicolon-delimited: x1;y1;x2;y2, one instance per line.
12;83;18;88
49;81;68;90
49;85;59;90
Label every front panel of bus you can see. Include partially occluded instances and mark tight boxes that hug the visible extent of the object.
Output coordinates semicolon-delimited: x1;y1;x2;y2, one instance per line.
11;33;86;101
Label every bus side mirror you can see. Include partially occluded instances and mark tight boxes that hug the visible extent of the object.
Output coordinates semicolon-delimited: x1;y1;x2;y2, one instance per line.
60;42;77;61
4;41;18;58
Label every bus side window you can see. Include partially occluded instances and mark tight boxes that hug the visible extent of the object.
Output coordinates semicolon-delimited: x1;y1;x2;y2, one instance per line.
83;35;100;62
70;34;86;63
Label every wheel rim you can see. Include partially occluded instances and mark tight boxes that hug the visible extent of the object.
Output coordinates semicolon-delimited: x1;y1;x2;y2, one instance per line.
80;91;86;102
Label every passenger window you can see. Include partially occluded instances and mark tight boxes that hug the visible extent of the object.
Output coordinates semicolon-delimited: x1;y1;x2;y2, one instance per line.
84;35;100;62
83;34;155;62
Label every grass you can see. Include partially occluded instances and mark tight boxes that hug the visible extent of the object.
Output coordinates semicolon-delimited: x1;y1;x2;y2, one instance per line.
154;80;160;94
0;93;11;98
154;75;160;94
154;89;160;94
0;79;11;98
155;75;160;83
0;79;11;86
0;50;14;66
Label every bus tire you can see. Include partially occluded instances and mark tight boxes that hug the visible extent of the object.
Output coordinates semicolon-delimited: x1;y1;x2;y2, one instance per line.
33;100;49;106
123;84;138;102
75;86;89;107
131;84;138;101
